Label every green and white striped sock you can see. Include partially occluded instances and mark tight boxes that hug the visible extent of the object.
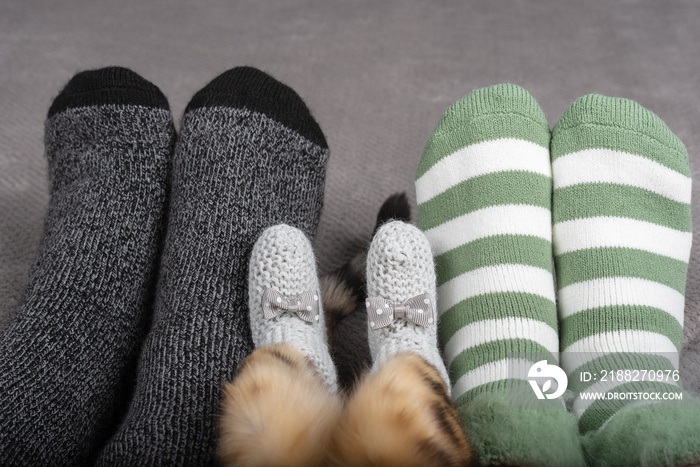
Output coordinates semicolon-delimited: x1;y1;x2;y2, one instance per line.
416;84;584;466
552;95;700;467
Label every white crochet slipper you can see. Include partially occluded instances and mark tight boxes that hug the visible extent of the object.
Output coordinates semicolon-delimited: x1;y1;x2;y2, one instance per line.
248;224;337;392
365;220;450;392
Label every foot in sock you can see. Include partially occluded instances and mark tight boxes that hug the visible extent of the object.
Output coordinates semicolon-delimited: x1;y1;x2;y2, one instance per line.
0;67;175;464
415;84;585;466
97;67;330;465
329;220;472;467
218;224;340;466
552;95;700;466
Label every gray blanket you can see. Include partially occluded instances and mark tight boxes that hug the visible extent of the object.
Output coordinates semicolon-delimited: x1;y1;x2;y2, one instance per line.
1;0;698;393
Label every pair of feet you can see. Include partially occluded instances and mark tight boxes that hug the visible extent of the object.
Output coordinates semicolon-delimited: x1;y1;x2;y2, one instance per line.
0;66;329;464
246;221;449;393
416;84;699;466
221;220;469;466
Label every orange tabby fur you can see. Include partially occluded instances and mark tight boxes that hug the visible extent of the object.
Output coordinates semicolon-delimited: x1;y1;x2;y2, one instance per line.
218;343;342;467
328;352;473;467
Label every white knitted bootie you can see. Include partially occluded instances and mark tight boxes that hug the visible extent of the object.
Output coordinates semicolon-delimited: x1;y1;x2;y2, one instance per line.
248;224;337;392
365;221;450;391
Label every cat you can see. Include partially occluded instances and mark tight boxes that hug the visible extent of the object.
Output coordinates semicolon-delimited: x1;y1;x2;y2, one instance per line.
218;193;473;467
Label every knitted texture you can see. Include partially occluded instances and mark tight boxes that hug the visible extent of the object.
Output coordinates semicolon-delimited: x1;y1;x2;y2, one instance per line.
248;224;337;392
365;221;449;390
415;84;585;466
97;67;330;465
0;67;175;464
552;95;700;466
416;84;558;402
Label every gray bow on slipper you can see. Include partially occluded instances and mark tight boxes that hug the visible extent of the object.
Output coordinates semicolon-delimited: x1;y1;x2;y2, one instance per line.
262;288;320;323
365;293;434;329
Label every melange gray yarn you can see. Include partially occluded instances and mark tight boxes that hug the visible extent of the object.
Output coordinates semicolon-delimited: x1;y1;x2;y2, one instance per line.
97;106;329;465
0;104;175;465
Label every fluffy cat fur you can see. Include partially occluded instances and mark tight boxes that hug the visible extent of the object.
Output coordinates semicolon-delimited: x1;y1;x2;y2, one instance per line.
220;348;473;467
328;352;473;467
219;193;474;466
218;343;342;467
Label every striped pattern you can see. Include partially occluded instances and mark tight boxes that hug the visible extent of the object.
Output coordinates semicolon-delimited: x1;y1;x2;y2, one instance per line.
552;95;692;434
452;358;538;400
415;84;557;405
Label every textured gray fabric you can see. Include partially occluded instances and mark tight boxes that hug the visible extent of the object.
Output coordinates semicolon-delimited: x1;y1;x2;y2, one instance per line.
1;0;699;392
249;225;338;393
96;96;329;463
0;102;175;464
365;221;449;389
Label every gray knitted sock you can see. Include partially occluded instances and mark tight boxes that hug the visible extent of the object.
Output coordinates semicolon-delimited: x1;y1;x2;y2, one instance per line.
365;221;451;391
97;66;330;465
248;224;337;392
0;67;175;465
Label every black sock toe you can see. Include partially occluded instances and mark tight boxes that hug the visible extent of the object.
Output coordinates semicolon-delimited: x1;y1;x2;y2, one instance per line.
185;66;327;148
48;67;169;118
